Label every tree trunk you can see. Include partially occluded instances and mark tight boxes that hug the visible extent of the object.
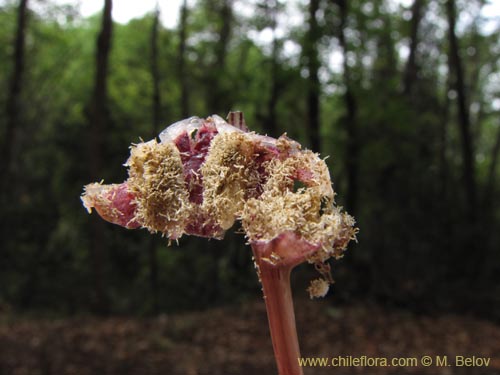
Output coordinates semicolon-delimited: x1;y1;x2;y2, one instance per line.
403;0;425;95
88;0;113;315
446;0;477;223
480;123;500;281
207;0;232;114
266;38;279;137
215;0;231;73
151;6;161;136
178;0;189;118
446;0;480;280
305;0;321;152
332;0;359;214
439;76;451;212
468;25;484;145
265;0;280;138
149;5;161;314
484;125;500;209
1;0;29;190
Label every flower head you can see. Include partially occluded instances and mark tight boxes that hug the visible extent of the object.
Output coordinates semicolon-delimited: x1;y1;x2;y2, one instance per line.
81;113;357;296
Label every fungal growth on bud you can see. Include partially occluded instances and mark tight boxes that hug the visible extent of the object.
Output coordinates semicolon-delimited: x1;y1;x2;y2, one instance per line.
81;113;357;375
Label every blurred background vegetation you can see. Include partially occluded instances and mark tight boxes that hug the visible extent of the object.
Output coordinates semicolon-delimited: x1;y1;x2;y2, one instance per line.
0;0;499;319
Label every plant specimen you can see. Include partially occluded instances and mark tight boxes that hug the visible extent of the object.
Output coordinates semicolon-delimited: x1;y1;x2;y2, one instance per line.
82;114;357;374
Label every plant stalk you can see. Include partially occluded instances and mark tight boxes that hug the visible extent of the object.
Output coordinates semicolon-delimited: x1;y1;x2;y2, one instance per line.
252;244;303;375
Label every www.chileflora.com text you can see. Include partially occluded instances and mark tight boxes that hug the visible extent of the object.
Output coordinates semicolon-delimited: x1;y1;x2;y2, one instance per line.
298;355;491;368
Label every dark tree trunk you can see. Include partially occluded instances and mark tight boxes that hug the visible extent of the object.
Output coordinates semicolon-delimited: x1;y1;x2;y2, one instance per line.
305;0;321;152
403;0;425;95
178;0;189;118
266;37;279;137
446;0;481;280
468;25;484;144
264;0;280;138
1;0;29;189
439;77;451;207
207;0;232;114
151;6;161;136
480;123;500;280
332;0;359;214
89;0;113;179
149;5;161;314
446;0;477;223
87;0;113;315
484;125;500;209
215;1;231;71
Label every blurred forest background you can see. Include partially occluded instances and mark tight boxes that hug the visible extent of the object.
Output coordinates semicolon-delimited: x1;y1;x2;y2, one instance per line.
1;0;500;321
2;0;500;373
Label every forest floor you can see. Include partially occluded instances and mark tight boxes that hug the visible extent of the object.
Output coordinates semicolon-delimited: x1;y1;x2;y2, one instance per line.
1;298;500;375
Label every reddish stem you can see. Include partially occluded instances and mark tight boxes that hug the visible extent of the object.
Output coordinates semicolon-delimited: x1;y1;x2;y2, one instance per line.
252;244;304;375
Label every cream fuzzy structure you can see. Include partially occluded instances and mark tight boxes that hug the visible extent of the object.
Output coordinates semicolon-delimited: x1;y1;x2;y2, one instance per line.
81;115;357;297
126;140;190;239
